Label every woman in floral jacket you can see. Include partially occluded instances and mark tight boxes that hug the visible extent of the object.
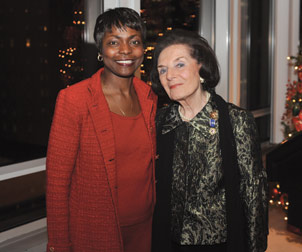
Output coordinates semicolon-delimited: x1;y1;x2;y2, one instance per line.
151;29;268;252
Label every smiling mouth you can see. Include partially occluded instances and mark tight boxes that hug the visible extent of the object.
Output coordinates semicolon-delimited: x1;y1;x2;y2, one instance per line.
116;60;135;65
170;83;182;89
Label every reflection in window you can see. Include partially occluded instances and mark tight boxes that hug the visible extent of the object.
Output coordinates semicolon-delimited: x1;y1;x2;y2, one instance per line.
140;0;200;84
247;0;271;111
140;0;200;107
0;0;88;168
241;0;272;142
0;0;91;232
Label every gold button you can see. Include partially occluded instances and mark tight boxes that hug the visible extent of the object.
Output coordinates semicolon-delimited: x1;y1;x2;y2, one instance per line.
209;128;216;135
50;247;55;252
155;154;159;160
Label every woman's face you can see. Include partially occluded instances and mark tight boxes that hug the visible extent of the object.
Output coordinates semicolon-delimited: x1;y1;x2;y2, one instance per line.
157;44;202;102
101;26;144;78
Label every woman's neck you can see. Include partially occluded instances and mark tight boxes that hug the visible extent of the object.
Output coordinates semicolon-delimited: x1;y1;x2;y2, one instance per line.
178;90;209;121
100;69;141;117
101;69;134;95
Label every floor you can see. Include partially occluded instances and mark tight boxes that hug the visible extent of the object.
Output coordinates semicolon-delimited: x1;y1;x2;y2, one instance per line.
267;206;302;251
263;145;302;251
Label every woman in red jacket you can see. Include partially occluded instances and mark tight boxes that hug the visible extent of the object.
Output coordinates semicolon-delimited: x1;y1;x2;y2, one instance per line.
46;8;157;252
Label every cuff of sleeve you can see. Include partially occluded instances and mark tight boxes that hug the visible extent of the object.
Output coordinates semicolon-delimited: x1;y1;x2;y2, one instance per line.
47;243;71;252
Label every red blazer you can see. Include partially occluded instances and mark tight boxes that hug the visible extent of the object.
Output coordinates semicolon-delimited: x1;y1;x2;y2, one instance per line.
46;68;157;252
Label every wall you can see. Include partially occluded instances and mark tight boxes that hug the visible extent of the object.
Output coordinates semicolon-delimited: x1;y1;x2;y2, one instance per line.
272;0;300;143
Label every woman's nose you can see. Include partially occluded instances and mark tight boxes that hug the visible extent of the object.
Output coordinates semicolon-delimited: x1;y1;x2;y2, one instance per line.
166;68;175;80
119;42;131;54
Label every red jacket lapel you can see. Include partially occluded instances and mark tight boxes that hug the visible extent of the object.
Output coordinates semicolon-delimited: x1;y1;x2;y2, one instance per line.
87;69;118;203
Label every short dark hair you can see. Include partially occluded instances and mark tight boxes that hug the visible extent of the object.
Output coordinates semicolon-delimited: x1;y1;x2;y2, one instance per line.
150;29;220;96
93;7;146;52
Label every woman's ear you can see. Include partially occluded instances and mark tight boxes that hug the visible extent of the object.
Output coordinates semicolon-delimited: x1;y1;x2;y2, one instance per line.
198;63;202;71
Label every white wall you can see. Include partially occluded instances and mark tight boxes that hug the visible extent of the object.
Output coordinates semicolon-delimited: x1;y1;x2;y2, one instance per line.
84;0;103;44
228;0;241;106
272;0;300;143
215;0;230;101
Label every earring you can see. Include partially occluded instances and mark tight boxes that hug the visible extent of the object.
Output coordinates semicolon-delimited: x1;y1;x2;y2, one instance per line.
200;76;205;84
97;53;103;62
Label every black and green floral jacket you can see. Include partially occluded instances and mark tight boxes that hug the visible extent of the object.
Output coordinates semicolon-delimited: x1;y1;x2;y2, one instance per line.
153;94;268;252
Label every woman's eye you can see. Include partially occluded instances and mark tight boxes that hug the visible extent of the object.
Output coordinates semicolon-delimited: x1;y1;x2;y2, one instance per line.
158;68;167;75
108;41;118;46
131;40;141;45
176;62;185;68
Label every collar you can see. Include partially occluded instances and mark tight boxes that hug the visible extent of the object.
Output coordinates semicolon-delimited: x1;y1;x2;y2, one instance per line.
161;93;219;138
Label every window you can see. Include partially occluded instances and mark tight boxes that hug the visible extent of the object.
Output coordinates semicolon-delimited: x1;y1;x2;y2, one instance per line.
0;0;99;232
140;0;201;106
240;0;273;143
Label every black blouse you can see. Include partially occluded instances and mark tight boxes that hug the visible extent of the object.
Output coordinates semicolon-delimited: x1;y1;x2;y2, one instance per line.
155;94;268;251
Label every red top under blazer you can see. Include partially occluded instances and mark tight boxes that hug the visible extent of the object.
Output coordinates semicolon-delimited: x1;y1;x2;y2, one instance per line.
46;68;157;252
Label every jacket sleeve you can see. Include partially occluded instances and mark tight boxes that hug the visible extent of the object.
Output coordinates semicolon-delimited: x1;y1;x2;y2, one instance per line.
46;88;81;252
233;109;268;252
